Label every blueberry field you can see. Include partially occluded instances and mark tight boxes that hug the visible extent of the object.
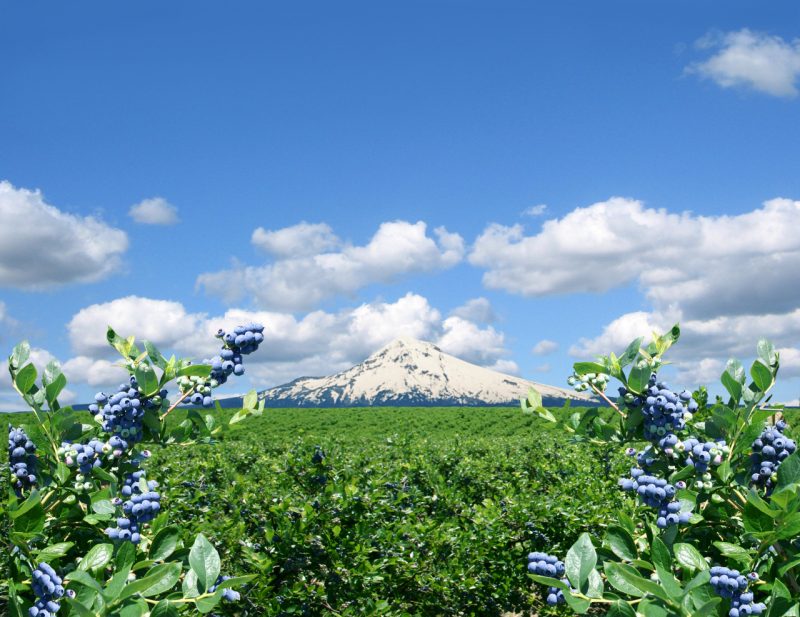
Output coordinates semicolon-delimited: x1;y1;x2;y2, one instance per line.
5;405;629;616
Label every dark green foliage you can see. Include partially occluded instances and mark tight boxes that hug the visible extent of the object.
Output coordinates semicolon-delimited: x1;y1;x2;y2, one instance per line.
130;407;626;615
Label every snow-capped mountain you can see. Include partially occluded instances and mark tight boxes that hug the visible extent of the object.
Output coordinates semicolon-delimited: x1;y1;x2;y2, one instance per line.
256;337;596;407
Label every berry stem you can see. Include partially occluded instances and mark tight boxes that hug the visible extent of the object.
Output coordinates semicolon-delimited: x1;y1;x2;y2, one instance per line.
589;383;624;418
160;388;194;421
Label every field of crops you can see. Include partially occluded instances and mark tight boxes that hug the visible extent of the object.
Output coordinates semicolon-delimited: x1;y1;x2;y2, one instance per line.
5;405;631;616
144;406;628;615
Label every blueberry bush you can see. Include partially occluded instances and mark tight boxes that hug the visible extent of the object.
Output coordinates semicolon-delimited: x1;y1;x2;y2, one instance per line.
4;324;267;616
522;325;800;616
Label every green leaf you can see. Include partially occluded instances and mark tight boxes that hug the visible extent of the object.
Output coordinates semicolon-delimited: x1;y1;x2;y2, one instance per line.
604;526;638;561
607;601;637;617
777;452;800;492
107;326;133;358
64;598;95;617
149;527;180;562
713;542;751;564
144;341;168;371
9;340;31;370
43;360;67;407
150;600;179;617
36;542;75;560
615;565;671;602
751;359;773;392
120;562;182;599
116;542;137;571
13;497;45;533
79;543;114;572
650;537;671;572
573;361;607;376
619;337;643;368
14;363;38;394
758;339;778;367
673;543;708;572
565;533;597;592
92;498;116;516
189;533;220;593
196;590;223;614
67;569;104;592
721;368;743;401
627;364;651;395
176;364;212;378
134;363;160;397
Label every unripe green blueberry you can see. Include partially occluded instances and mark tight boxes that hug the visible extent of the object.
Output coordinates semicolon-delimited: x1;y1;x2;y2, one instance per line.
711;493;724;503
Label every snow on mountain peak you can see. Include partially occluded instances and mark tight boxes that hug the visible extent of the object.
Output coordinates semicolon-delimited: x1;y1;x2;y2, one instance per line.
259;336;595;407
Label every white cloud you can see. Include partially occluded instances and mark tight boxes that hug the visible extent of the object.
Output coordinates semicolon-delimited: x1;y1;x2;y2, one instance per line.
61;293;515;391
128;197;179;225
570;308;800;389
532;339;558;356
437;316;510;367
62;356;130;388
68;296;205;357
534;363;551;373
252;222;340;257
0;301;19;339
688;29;800;97
522;204;548;216
471;196;800;321
487;359;521;376
197;220;465;311
450;297;496;324
0;180;128;289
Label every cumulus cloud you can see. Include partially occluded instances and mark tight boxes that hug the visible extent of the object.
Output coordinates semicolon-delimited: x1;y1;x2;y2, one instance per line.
252;222;340;257
0;301;19;338
62;356;130;387
197;220;465;311
437;316;510;367
129;197;179;225
68;296;205;357
688;29;800;97
532;339;558;356
534;363;552;373
522;204;548;216
471;196;800;320
450;297;496;324
0;181;128;289
61;293;515;390
570;308;800;390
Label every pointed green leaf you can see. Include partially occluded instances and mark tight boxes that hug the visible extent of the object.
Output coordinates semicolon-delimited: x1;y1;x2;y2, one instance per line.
565;533;597;592
189;533;220;593
14;363;37;394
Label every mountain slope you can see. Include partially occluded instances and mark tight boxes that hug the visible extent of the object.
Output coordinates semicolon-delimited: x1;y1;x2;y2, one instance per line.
256;337;595;407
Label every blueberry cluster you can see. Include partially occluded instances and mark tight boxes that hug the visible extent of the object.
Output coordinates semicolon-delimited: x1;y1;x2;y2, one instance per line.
709;567;765;616
209;575;241;602
526;552;568;606
59;438;116;492
751;420;796;494
567;371;609;392
181;323;265;407
105;470;161;544
678;438;728;489
619;468;690;529
625;375;697;442
90;377;166;449
29;562;64;616
8;425;37;495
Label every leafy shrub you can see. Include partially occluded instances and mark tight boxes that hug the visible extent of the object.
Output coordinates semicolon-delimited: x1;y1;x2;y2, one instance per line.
4;325;266;616
522;325;800;616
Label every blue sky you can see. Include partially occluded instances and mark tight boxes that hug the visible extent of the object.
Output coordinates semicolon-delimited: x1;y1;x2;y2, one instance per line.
2;1;800;409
